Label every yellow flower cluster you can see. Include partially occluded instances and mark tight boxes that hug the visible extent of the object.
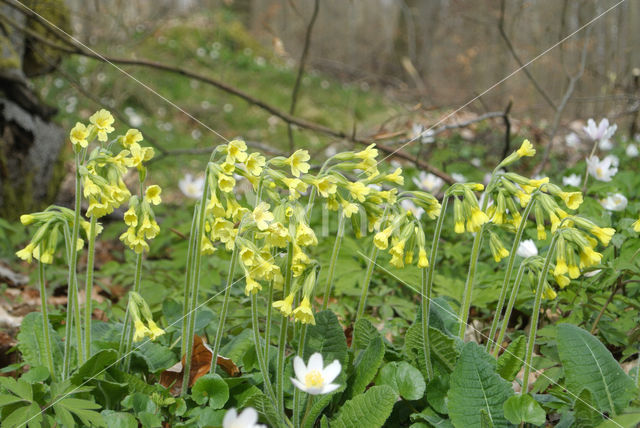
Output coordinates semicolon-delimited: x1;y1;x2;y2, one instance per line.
119;186;162;253
128;292;164;342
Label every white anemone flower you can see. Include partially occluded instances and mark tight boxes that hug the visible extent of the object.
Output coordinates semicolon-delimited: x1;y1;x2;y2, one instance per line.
583;118;617;150
516;239;538;258
412;171;444;193
401;199;425;220
223;407;265;428
562;173;582;187
565;132;581;148
291;352;341;395
178;173;205;199
626;144;639;158
599;193;628;211
451;172;466;183
586;156;618;182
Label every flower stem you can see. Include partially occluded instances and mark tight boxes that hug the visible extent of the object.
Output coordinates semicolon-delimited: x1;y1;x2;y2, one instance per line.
251;292;277;404
457;226;485;339
421;195;449;380
210;244;239;374
122;252;144;370
521;233;559;393
354;244;379;323
264;279;274;365
61;224;75;379
181;205;199;357
321;213;346;310
492;262;527;357
277;242;295;417
486;197;536;352
38;254;55;380
69;153;84;365
181;167;211;396
83;216;98;360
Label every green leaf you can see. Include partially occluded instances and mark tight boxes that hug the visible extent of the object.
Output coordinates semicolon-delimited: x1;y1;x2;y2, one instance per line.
191;374;229;408
480;409;494;428
138;411;162;428
245;392;283;428
404;324;460;376
71;350;118;384
2;403;41;428
574;388;604;427
0;377;32;401
302;394;334;428
133;341;177;373
447;342;514;427
348;335;385;398
410;407;454;428
557;323;637;415
596;411;640;428
0;394;28;407
425;376;450;414
20;366;50;383
16;312;63;372
330;385;398;428
220;328;254;363
303;310;348;366
353;318;379;350
121;392;157;415
503;394;546;426
376;361;426;400
101;410;138;428
496;336;526;382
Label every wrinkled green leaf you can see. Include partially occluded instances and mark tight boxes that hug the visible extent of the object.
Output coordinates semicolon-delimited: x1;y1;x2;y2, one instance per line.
557;324;637;415
447;342;514;427
304;310;348;366
376;361;426;400
71;350;118;384
496;335;526;382
348;335;384;398
353;318;379;350
133;341;177;373
503;394;546;426
330;385;398;428
101;410;138;428
16;312;63;373
574;388;604;427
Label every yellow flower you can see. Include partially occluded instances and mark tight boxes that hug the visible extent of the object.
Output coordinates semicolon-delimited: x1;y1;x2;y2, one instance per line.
147;320;165;340
133;319;151;342
221;161;235;175
537;224;547;240
227;139;248;163
266;222;290;247
145;185;162;205
218;173;236;193
466;207;489;232
516;139;535;157
89;109;115;142
529;177;549;189
417;247;429;268
282;177;308;200
341;201;359;218
253;202;274;231
122;129;143;147
272;293;295;316
374;226;393;250
127;143;145;168
313;176;338;198
555;275;570;288
245;152;266;176
346;181;371;202
245;274;262;295
87;198;111;218
355;143;378;161
554;258;568;276
285;149;311;177
16;243;35;263
20;214;35;225
516;191;531;208
568;263;580;279
542;284;557;300
559;191;583;210
293;297;315;325
70;122;90;148
385;167;404;185
124;207;138;226
240;246;256;266
296;223;318;247
591;226;615;246
201;236;216;255
580;247;602;266
633;217;640;232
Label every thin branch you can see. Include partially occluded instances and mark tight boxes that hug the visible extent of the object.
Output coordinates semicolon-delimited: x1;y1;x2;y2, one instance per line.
287;0;320;153
501;100;513;159
0;0;453;183
498;0;557;111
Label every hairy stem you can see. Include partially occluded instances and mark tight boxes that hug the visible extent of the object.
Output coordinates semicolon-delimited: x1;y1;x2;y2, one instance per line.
83;216;97;360
122;252;144;370
354;244;379;323
69;153;84;365
457;227;485;339
38;255;55;380
251;293;277;405
277;242;295;417
61;224;75;379
181;205;199;356
522;234;559;393
486;197;536;351
492;262;527;357
321;214;346;310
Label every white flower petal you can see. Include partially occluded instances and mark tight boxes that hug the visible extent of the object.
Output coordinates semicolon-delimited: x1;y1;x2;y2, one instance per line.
322;360;342;384
293;356;306;382
236;407;259;426
320;383;341;394
223;408;238;428
307;352;324;372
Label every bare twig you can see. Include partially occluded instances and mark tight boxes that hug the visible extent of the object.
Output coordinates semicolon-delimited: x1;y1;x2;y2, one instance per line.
501;100;513;159
590;275;621;334
287;0;320;153
0;0;453;182
498;0;557;111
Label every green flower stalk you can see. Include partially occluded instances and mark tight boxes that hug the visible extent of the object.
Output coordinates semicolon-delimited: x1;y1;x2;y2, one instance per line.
276;241;295;416
521;233;560;394
485;196;537;352
457;222;486;339
181;205;199;357
492;262;528;357
355;242;380;323
83;215;98;360
38;247;56;380
121;252;144;370
321;212;346;310
181;166;211;396
69;152;85;365
421;195;450;380
61;224;76;379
